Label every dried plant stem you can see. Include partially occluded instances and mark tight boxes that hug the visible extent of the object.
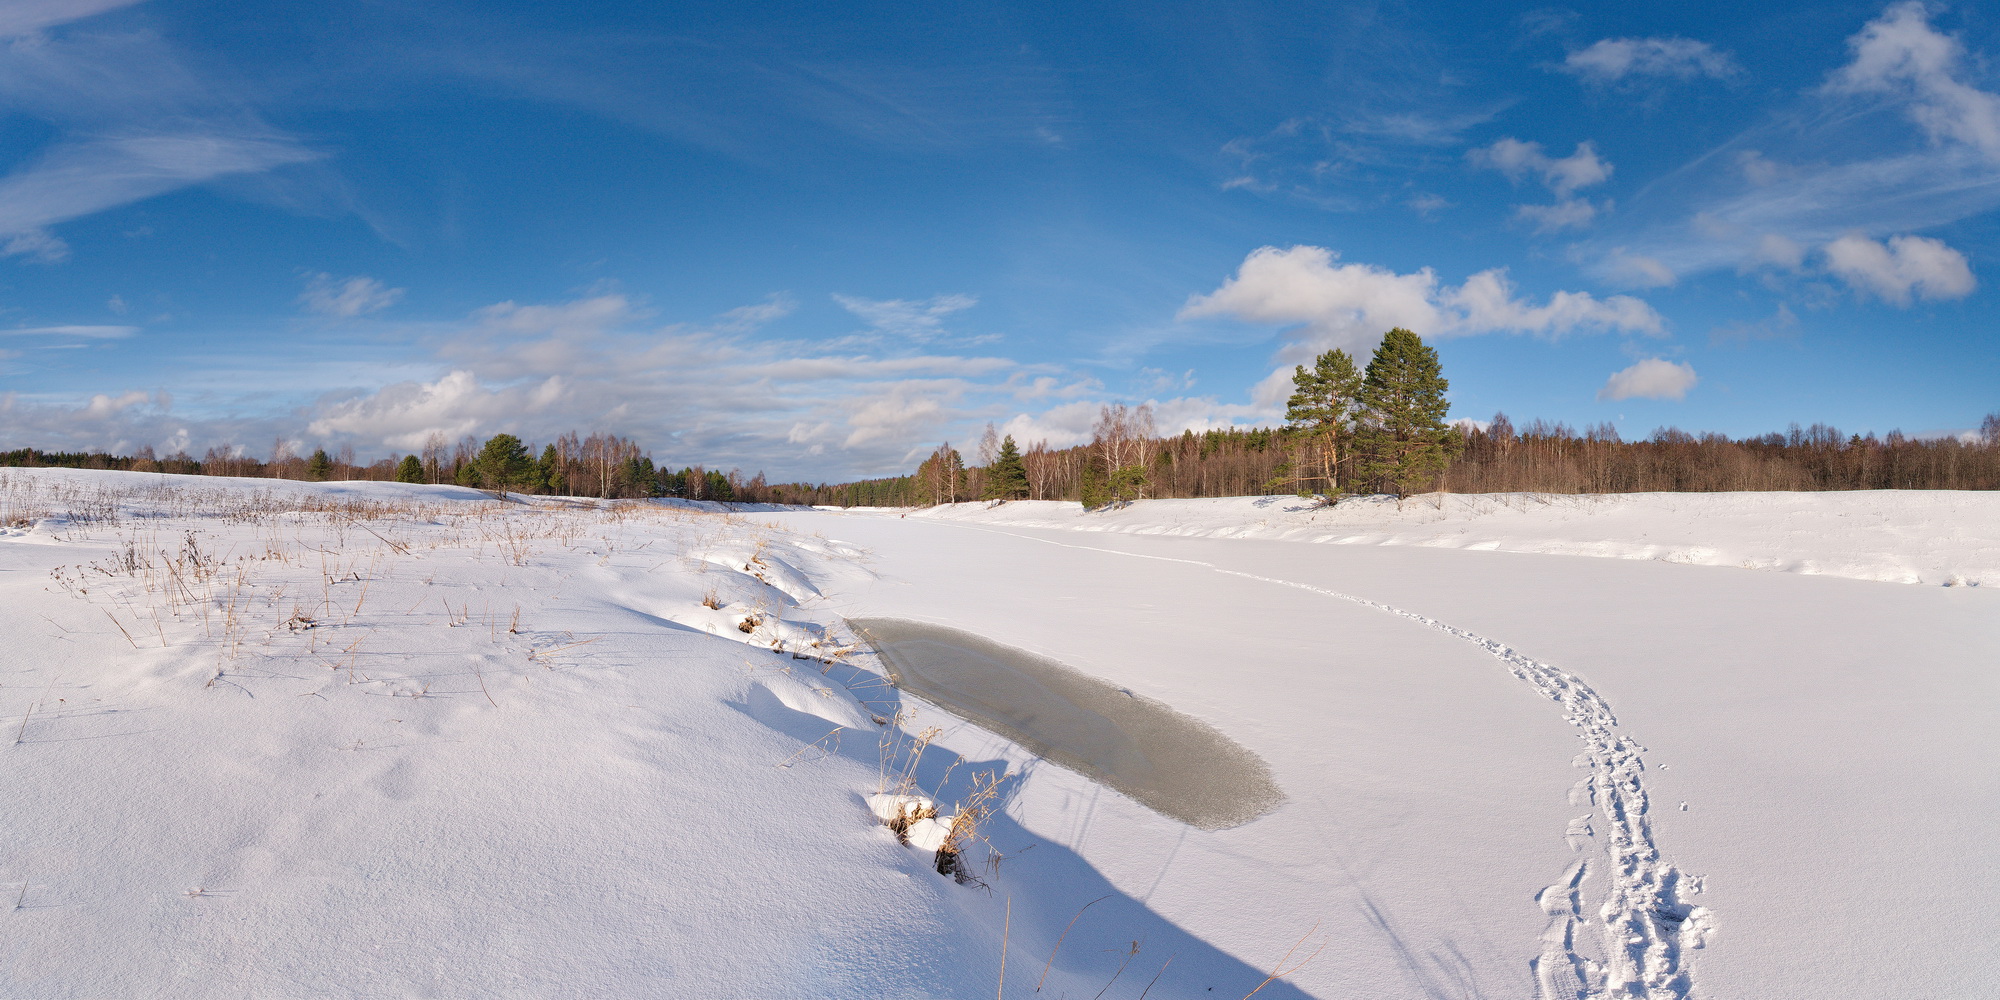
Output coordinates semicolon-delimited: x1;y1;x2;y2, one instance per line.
1037;895;1113;992
1136;955;1175;1000
998;895;1011;1000
102;608;139;649
472;659;498;708
1242;921;1325;1000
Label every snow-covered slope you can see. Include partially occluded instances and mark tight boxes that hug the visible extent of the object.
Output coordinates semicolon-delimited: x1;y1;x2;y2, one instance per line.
902;491;2000;587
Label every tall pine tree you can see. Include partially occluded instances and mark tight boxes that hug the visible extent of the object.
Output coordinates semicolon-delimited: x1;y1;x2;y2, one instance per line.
1277;347;1362;500
1354;328;1456;497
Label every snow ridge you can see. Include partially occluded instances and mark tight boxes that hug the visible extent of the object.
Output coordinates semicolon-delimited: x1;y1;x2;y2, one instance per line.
946;525;1710;999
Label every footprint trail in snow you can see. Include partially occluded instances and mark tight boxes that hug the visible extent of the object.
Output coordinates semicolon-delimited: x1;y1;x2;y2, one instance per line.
948;525;1714;1000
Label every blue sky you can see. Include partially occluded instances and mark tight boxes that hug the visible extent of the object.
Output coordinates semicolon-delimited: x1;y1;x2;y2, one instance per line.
1;0;1996;479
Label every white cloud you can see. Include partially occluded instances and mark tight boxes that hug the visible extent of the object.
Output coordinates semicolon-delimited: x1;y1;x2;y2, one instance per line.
1445;268;1664;338
1606;250;1676;287
1515;198;1599;232
1736;150;1785;185
0;0;143;37
1181;245;1665;404
1752;233;1808;271
3;228;69;262
299;273;404;317
1563;37;1739;84
0;135;319;242
1472;138;1612;231
714;293;795;332
1182;245;1662;346
1598;358;1698;401
106;293;127;315
0;25;322;243
833;293;978;342
1826;1;2000;160
0;324;137;338
1822;232;1975;304
1406;193;1450;219
306;371;567;449
1470;138;1612;196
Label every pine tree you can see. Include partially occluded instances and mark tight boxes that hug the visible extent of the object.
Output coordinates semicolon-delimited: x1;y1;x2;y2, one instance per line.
981;435;1029;500
1354;328;1456;497
394;455;424;483
474;434;535;492
1277;348;1362;500
306;448;332;482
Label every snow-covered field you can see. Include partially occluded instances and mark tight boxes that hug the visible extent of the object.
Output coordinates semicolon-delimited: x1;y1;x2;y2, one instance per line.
4;468;1996;999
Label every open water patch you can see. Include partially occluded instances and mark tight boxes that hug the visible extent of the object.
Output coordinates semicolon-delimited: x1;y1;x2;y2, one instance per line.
848;617;1285;829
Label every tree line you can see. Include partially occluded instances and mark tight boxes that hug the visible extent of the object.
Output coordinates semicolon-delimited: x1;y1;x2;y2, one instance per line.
794;328;2000;506
0;430;819;504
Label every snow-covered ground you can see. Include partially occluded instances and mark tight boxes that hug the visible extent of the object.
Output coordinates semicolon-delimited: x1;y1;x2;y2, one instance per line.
5;469;1996;998
900;491;2000;587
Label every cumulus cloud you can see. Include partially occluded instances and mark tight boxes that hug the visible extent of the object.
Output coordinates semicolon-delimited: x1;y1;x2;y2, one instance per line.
1181;245;1662;348
1822;232;1975;304
1598;358;1698;401
833;293;978;342
1471;137;1612;195
305;371;567;449
0;386;181;457
299;273;404;317
1181;245;1665;405
1562;37;1739;84
1471;138;1612;231
1826;1;2000;160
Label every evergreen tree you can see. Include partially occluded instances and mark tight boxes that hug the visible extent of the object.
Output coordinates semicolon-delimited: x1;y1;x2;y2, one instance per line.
394;455;424;484
1110;463;1148;502
1078;463;1111;509
981;435;1029;500
538;444;566;494
1354;328;1456;497
704;469;735;501
306;448;332;482
1277;348;1362;499
474;434;535;492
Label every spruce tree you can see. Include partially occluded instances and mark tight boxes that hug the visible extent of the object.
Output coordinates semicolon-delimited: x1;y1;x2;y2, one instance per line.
981;435;1029;500
1354;328;1456;497
1078;463;1111;509
306;448;332;482
538;444;566;494
1279;348;1362;499
394;455;424;483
